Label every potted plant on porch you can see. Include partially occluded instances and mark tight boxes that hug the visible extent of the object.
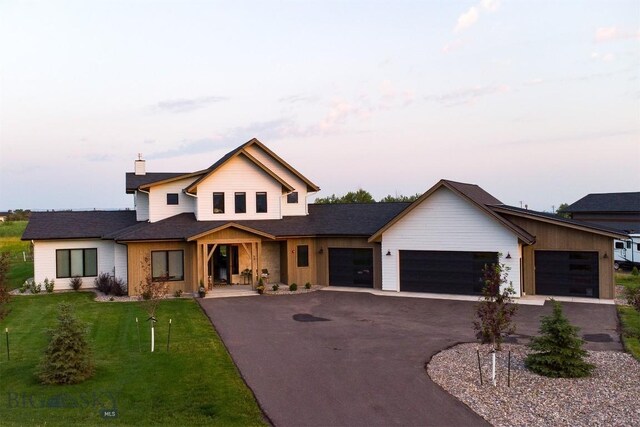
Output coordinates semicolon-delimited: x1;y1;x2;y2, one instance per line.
256;278;265;295
198;279;207;298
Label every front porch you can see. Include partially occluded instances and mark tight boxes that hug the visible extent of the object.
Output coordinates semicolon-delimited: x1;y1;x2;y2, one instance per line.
190;224;283;290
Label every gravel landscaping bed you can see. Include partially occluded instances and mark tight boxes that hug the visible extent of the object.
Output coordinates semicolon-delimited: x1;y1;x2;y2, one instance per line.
427;343;640;426
263;284;324;295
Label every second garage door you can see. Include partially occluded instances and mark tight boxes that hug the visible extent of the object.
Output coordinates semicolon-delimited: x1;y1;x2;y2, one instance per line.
535;251;599;298
399;250;498;295
329;248;374;288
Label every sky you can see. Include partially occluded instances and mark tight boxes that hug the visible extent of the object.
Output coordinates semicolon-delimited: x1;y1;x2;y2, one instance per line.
1;0;638;212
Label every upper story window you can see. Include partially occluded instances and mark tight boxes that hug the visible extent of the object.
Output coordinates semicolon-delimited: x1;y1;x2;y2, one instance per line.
213;192;225;214
235;192;246;213
167;193;179;205
287;192;298;204
256;192;267;213
615;242;624;249
56;248;98;278
297;245;309;267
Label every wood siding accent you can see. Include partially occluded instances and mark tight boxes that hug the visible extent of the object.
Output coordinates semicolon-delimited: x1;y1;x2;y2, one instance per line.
127;241;197;295
148;177;198;223
380;187;521;294
314;237;383;289
195;155;283;221
506;215;615;299
284;238;317;286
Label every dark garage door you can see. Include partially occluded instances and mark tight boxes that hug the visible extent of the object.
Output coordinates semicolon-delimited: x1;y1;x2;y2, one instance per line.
399;250;498;295
329;248;374;288
535;251;599;298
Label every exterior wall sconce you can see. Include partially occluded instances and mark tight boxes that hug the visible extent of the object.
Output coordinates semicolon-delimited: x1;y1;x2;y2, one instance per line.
386;250;391;256
506;252;512;259
318;248;324;254
603;252;608;259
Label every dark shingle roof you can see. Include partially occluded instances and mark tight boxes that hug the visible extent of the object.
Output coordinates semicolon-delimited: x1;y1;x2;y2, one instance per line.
491;205;629;238
125;172;190;193
563;192;640;213
22;211;138;240
445;180;503;205
110;203;410;241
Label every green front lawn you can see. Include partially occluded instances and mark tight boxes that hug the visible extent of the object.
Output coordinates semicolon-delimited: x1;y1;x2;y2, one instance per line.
0;220;33;290
0;293;266;426
616;272;640;361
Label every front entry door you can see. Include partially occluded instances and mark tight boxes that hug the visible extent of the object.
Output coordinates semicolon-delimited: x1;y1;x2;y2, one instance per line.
211;245;230;284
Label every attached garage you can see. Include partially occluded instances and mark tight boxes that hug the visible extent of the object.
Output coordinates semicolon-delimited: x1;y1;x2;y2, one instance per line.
399;250;497;295
329;248;374;288
534;251;599;298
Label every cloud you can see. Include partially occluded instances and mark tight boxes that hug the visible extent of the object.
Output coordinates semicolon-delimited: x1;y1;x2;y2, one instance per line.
591;51;616;62
523;78;544;86
442;38;467;53
278;94;320;104
147;119;299;159
155;96;227;113
454;7;479;33
492;128;640;147
85;153;117;162
595;26;640;43
425;84;510;106
453;0;500;33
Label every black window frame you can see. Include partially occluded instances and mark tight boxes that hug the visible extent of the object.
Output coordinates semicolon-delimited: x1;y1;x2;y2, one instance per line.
166;193;179;205
213;192;225;214
615;242;624;249
287;192;299;204
56;248;98;278
297;245;309;267
151;250;184;281
235;192;246;213
256;192;268;213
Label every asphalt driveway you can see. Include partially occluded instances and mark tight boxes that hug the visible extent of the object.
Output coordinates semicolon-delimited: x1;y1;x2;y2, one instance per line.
199;291;621;427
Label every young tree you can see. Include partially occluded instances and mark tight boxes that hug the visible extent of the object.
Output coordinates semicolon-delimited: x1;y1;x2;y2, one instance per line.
555;203;570;218
137;255;169;352
0;252;11;321
473;260;518;351
525;300;594;378
37;303;94;384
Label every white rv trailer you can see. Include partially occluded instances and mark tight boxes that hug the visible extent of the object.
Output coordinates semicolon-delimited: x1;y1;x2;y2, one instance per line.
614;234;640;270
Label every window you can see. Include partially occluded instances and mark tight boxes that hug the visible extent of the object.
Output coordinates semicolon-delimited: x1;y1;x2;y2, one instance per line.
213;192;225;214
287;192;299;204
151;250;184;281
56;249;97;278
256;192;267;213
235;192;246;213
615;242;624;249
297;245;309;267
166;193;179;205
626;241;632;249
231;246;239;275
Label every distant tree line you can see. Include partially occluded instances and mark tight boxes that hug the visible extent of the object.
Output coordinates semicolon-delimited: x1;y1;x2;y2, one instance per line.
314;189;422;204
2;209;31;221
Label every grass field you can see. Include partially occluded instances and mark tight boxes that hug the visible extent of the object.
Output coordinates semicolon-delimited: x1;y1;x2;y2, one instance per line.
0;221;33;290
0;292;266;426
616;272;640;361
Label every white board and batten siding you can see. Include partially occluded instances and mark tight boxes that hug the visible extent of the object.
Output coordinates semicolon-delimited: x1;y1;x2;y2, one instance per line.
244;144;309;217
195;155;283;221
34;239;127;290
381;187;522;295
134;191;150;221
148;177;198;223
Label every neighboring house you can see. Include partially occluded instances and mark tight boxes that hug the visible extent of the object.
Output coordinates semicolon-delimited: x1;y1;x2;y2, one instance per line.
22;138;627;299
562;192;640;270
561;192;640;234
